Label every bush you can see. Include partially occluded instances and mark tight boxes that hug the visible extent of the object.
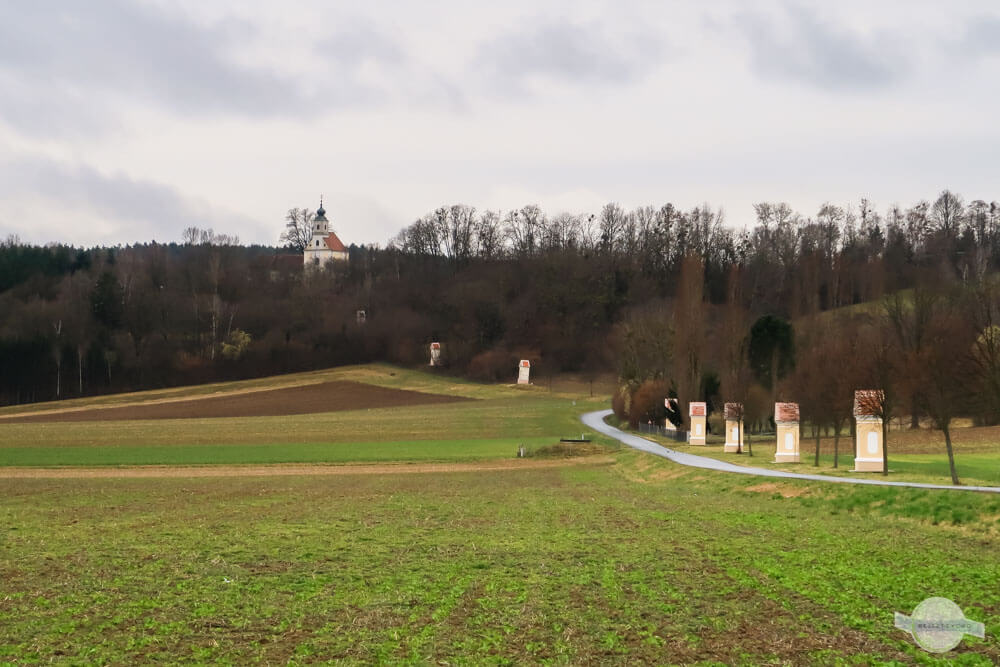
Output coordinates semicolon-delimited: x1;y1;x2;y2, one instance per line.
628;379;670;428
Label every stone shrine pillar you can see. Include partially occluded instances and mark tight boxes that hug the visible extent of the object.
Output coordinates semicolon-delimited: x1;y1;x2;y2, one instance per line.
723;402;743;453
853;390;885;472
517;360;530;385
774;402;800;463
688;402;707;445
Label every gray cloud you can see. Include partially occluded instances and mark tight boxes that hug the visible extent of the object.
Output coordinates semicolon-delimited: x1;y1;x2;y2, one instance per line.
475;20;665;92
0;155;256;244
0;1;413;135
0;1;299;116
737;5;907;91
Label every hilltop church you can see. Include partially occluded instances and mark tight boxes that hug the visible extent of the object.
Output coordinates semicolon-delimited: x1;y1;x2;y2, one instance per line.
303;199;348;268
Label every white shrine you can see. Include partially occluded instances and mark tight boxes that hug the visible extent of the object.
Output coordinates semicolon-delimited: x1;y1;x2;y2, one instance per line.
517;360;530;385
688;402;707;445
774;402;801;463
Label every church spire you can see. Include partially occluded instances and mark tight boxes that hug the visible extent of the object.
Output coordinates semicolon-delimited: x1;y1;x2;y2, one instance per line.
315;195;328;222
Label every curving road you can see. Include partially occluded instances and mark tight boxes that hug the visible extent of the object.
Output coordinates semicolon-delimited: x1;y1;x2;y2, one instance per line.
582;409;1000;494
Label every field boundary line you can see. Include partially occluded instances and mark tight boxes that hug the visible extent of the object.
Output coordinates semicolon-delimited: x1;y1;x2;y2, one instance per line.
0;456;615;479
582;410;1000;494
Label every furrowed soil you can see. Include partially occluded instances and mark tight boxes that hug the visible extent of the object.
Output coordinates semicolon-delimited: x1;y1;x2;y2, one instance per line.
0;381;471;423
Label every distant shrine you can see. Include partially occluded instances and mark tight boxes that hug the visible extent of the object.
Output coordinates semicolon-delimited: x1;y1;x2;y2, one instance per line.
303;197;348;269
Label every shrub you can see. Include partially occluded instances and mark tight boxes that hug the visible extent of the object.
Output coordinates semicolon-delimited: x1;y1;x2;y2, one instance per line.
628;379;670;428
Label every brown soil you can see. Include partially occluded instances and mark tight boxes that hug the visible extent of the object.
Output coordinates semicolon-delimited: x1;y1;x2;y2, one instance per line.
0;455;615;479
744;481;811;498
0;381;470;423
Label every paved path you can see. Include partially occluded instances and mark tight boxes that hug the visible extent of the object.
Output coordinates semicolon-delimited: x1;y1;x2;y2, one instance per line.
582;409;1000;494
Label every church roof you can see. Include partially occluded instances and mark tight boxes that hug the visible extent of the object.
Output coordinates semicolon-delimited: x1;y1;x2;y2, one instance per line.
324;232;347;252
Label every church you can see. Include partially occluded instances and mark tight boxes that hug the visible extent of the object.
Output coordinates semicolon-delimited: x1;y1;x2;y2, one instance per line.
303;198;348;268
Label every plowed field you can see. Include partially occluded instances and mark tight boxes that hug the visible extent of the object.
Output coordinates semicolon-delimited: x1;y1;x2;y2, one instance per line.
0;381;471;423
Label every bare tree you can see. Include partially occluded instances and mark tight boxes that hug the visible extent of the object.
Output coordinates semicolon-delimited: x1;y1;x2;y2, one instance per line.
616;303;673;387
857;316;900;476
505;206;543;257
475;210;504;260
672;255;706;429
967;278;1000;423
719;265;751;454
884;286;937;428
909;299;975;485
280;208;314;252
791;321;829;467
931;189;965;242
826;319;860;468
599;202;627;255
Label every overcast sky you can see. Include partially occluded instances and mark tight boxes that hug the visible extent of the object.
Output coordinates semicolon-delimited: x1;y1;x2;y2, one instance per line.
1;1;998;247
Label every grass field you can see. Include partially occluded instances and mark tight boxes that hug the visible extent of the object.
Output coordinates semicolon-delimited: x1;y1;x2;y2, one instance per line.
0;364;608;467
2;453;999;664
643;422;1000;488
660;441;1000;488
0;437;561;467
1;365;999;663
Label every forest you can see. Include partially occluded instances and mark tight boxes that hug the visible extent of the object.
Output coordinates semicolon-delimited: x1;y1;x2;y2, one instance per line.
2;191;999;465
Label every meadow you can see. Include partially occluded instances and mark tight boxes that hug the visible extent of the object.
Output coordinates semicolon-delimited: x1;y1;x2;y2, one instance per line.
0;364;609;467
657;427;1000;488
1;365;999;663
3;453;1000;664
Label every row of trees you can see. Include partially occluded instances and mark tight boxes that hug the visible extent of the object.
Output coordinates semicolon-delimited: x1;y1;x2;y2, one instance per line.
2;189;997;436
615;254;1000;485
392;192;999;313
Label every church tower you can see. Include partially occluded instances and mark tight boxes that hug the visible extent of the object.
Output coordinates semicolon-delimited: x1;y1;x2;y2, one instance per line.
303;196;349;268
312;198;329;237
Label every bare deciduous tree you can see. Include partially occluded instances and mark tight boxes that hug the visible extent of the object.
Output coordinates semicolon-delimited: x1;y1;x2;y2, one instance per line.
280;208;314;253
909;298;975;485
672;255;706;430
857;316;900;476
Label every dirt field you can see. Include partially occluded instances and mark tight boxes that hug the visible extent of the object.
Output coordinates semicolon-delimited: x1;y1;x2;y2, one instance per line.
0;456;614;478
0;381;471;423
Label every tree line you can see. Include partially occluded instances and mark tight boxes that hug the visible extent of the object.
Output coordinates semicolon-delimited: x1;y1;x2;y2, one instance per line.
1;189;997;459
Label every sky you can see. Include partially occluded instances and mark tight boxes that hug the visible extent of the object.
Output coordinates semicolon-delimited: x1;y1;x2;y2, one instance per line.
0;0;998;248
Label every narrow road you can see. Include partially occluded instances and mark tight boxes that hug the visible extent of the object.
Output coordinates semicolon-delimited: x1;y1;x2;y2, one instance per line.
582;409;1000;494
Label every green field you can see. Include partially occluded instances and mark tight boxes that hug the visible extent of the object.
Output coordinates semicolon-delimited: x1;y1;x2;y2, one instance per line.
661;440;1000;488
3;454;999;664
0;364;609;467
1;365;999;663
0;437;562;467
